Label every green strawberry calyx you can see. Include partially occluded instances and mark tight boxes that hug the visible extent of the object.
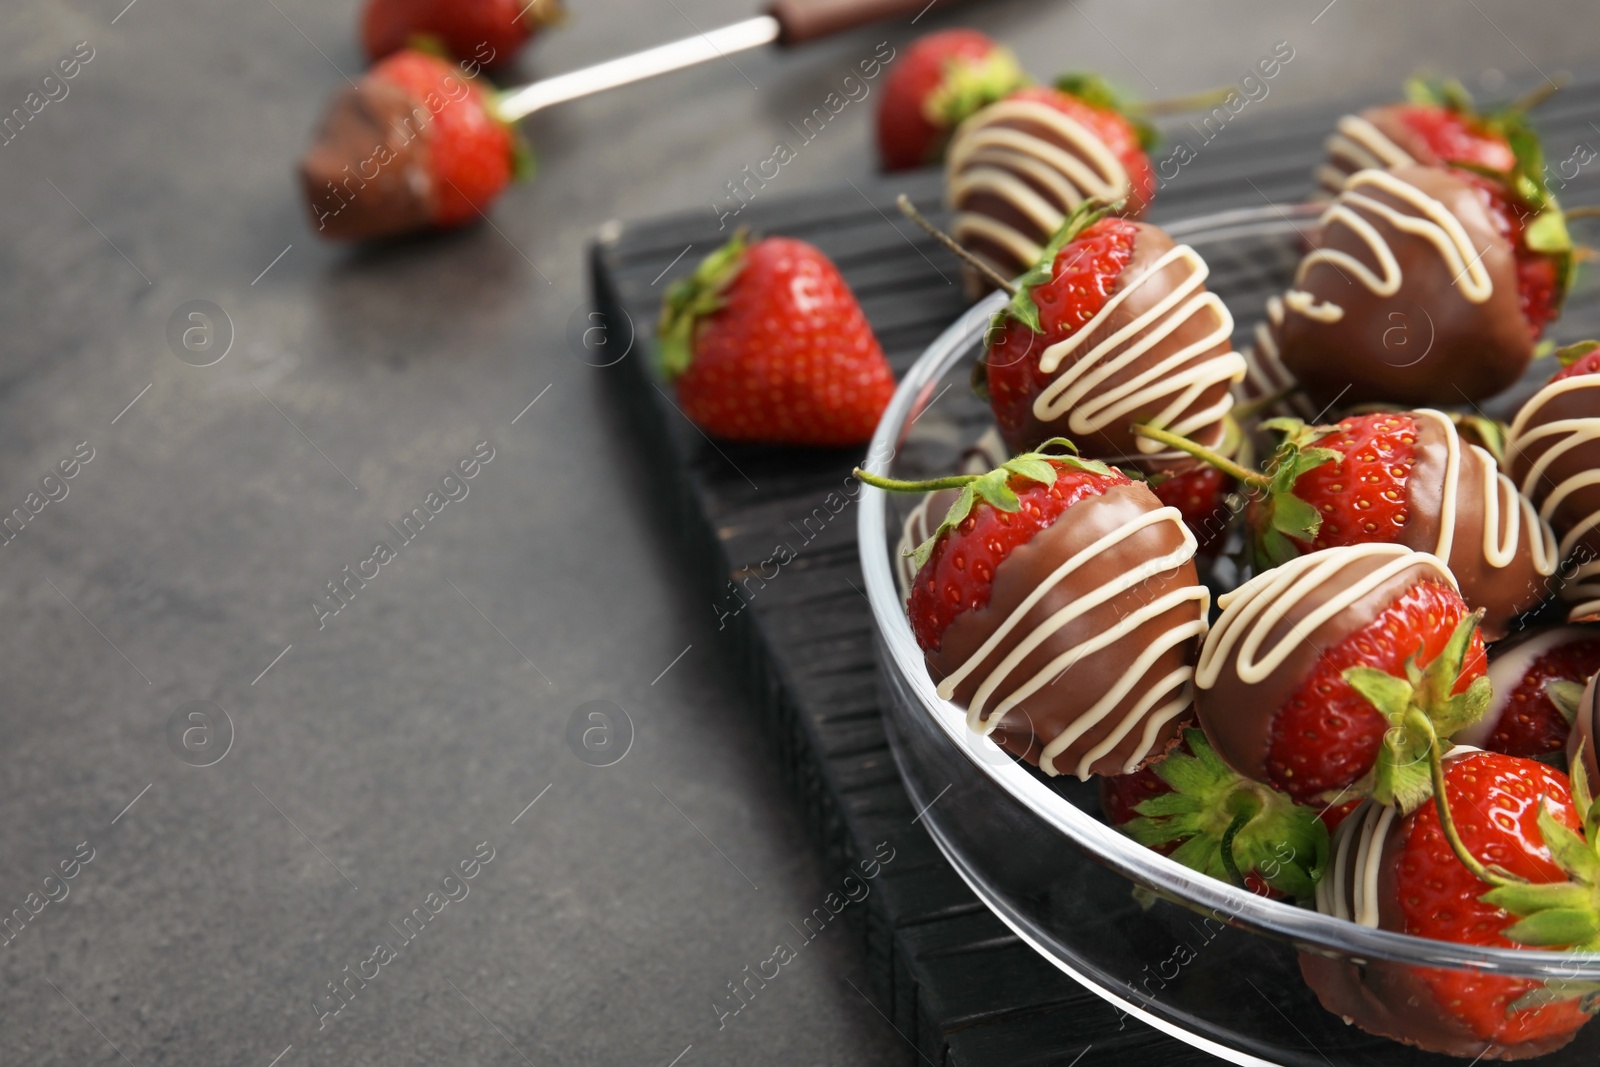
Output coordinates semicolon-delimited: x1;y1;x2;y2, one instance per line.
853;438;1113;570
656;230;749;381
1122;729;1328;900
1342;610;1491;814
1054;72;1158;150
992;198;1116;336
924;46;1029;146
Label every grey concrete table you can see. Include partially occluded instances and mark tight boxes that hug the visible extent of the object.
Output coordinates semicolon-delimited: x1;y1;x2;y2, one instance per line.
0;2;1593;1064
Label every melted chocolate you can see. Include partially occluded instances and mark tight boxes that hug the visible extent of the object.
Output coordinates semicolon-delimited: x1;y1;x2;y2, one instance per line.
927;481;1205;779
299;78;435;241
1507;373;1600;618
1277;165;1533;407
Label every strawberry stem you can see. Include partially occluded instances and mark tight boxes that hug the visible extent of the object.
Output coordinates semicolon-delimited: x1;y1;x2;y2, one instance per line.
1136;85;1234;117
853;468;980;494
1414;709;1529;890
1509;74;1569;115
1231;384;1306;423
895;195;1019;296
1131;423;1269;488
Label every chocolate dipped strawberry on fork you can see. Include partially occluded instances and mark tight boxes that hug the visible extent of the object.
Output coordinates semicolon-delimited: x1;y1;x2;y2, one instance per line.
1194;544;1489;811
299;48;524;241
1138;408;1559;639
856;440;1209;780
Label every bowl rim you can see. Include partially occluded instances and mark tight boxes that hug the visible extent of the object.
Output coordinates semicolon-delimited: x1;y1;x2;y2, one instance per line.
856;202;1600;980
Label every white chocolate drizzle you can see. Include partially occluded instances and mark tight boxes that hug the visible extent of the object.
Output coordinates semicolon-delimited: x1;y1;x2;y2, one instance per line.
1506;376;1600;618
1413;408;1557;579
1284;169;1495;326
1029;244;1245;456
1316;114;1416;196
947;98;1133;270
937;504;1207;779
1316;799;1397;928
1196;544;1457;691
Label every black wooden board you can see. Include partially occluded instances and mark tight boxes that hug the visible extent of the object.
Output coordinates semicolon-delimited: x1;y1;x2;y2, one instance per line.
590;78;1600;1066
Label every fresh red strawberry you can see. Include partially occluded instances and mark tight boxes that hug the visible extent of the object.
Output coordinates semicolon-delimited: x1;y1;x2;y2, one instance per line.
1195;546;1491;812
858;442;1207;779
657;234;895;447
1304;749;1594;1057
1266;579;1487;804
1104;729;1327;899
904;453;1128;651
1386;78;1521;173
1464;626;1600;758
370;50;517;227
876;30;1027;171
362;0;562;68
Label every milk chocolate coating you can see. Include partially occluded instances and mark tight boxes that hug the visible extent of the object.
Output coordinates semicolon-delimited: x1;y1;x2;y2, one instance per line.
1399;412;1555;641
946;99;1139;287
1509;375;1600;567
298;78;435;241
927;481;1202;779
1279;165;1533;406
1196;551;1448;785
1566;674;1600;787
1303;770;1588;1060
990;223;1238;463
1317;106;1429;193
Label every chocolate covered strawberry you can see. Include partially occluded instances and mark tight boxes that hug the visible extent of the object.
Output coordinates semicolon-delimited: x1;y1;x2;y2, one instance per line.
1315;77;1554;195
1456;625;1600;758
1272;164;1573;408
1195;544;1489;810
657;233;895;447
1142;408;1559;639
1305;748;1594;1058
877;29;1027;172
1508;341;1600;621
362;0;562;68
1104;728;1327;898
857;441;1208;779
299;49;523;241
946;75;1161;283
977;201;1244;471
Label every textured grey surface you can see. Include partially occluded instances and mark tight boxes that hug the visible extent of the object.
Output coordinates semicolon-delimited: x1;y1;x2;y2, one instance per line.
0;1;1593;1065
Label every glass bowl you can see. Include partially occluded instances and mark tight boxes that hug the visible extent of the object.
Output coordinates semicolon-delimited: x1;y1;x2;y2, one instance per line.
856;204;1600;1065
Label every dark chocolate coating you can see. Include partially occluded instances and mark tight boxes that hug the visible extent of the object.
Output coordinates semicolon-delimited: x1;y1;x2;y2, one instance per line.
1398;411;1556;641
1196;549;1449;785
1278;164;1533;406
1317;105;1431;193
988;223;1239;464
927;481;1203;779
298;78;434;241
